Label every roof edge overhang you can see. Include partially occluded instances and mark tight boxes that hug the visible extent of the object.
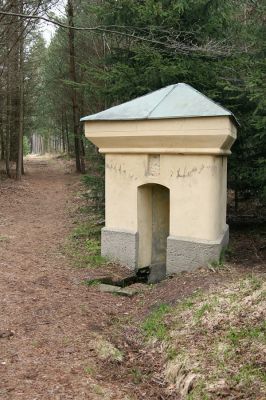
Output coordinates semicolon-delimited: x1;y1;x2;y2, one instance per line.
83;116;236;156
98;148;232;155
81;113;239;127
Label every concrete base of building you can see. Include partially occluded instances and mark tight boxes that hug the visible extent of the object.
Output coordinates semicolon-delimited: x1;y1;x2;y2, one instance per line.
101;225;229;276
166;225;229;275
101;227;138;270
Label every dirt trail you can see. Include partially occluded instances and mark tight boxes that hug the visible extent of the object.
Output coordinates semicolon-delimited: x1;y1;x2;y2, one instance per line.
0;155;265;400
0;156;128;399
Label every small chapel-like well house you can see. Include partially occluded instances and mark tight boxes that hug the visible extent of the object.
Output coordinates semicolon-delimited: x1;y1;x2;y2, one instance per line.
81;83;237;278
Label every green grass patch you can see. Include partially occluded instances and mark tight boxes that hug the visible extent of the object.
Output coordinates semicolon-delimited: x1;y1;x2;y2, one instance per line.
166;346;178;361
209;246;232;270
131;367;144;384
0;235;10;242
67;240;106;268
66;217;106;268
227;322;266;346
233;364;266;385
72;223;101;240
179;290;204;311
142;304;171;340
182;299;195;309
84;365;95;375
194;302;213;320
187;379;210;400
248;274;263;290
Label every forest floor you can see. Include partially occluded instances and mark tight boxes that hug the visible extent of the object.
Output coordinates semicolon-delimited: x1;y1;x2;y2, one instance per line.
0;155;265;400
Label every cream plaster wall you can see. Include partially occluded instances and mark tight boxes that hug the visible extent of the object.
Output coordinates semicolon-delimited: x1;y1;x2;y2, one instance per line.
105;153;227;241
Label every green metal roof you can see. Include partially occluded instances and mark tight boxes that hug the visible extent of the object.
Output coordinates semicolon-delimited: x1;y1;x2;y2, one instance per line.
81;83;238;125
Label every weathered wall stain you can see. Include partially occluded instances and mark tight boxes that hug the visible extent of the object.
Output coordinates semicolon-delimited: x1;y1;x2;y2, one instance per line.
107;160;218;181
170;164;218;179
106;161;138;180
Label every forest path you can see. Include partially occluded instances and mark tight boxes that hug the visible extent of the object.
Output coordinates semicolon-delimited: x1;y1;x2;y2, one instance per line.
0;155;127;399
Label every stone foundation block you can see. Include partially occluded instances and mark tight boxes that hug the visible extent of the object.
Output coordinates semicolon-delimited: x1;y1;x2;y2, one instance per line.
166;226;229;274
101;228;138;270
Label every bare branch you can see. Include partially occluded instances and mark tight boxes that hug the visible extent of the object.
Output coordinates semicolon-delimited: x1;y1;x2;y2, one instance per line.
0;10;152;34
0;9;236;57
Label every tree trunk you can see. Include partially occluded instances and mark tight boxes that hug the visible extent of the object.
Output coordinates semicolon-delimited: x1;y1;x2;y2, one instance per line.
67;0;85;173
0;101;4;160
65;110;70;154
235;189;239;213
61;110;66;153
16;21;24;181
6;63;11;178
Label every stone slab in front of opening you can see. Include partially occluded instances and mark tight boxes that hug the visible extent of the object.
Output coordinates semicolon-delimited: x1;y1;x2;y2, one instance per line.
166;226;229;274
101;227;138;270
99;284;121;293
98;283;139;297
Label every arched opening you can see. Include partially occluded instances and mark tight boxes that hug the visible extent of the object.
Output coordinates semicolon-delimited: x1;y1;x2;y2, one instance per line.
137;184;170;271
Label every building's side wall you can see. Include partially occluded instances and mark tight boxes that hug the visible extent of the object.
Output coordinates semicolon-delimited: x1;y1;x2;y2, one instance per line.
105;154;226;238
102;153;228;271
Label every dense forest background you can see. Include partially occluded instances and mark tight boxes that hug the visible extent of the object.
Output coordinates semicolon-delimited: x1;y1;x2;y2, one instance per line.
0;0;265;212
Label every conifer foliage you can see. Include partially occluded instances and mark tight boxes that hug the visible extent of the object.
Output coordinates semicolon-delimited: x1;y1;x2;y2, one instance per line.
0;0;265;206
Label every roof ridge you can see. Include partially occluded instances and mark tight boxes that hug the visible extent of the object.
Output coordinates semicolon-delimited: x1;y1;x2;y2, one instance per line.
147;84;177;118
181;83;231;114
181;83;239;125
